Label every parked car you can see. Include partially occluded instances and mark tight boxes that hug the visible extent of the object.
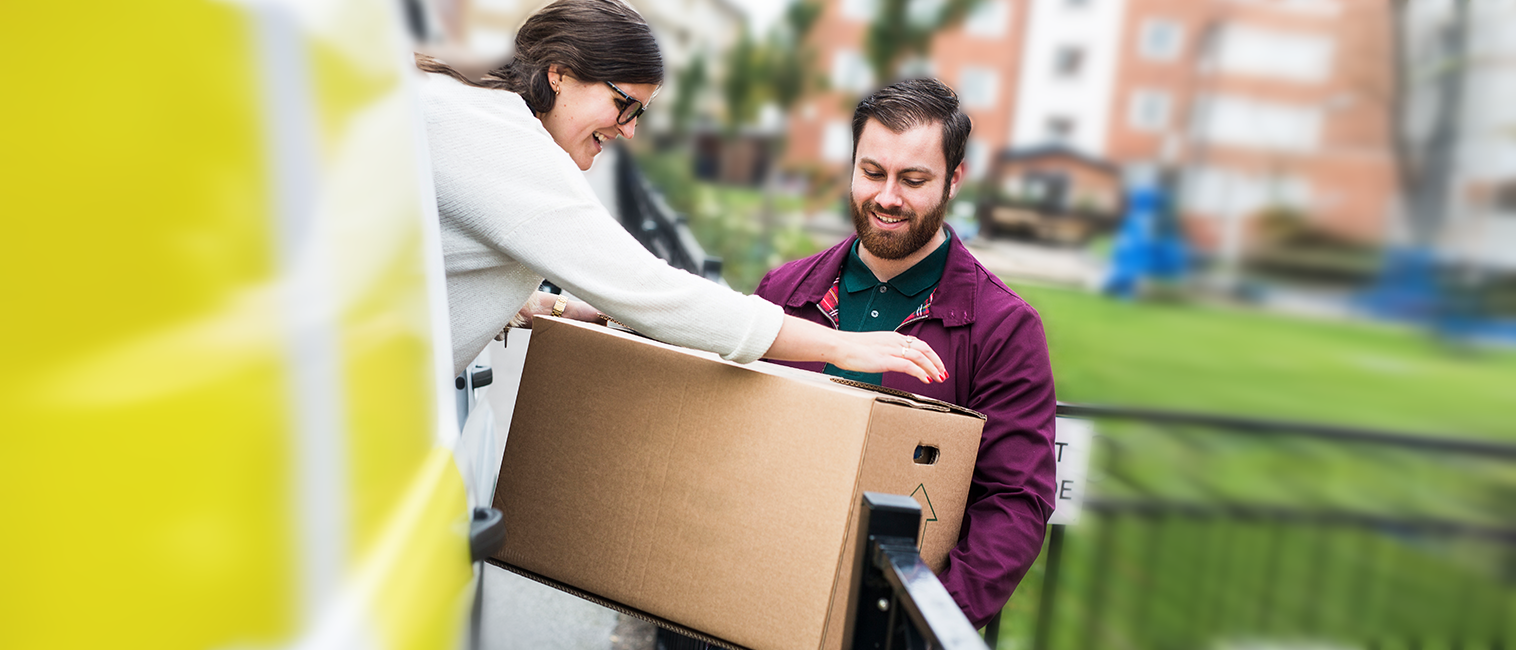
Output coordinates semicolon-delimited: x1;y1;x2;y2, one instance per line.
976;144;1124;246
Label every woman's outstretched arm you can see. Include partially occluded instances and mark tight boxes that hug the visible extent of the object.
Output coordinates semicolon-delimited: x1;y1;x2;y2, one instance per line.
764;316;947;385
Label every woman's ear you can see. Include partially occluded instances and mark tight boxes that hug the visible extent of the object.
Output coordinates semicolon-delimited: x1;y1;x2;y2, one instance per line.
546;64;563;93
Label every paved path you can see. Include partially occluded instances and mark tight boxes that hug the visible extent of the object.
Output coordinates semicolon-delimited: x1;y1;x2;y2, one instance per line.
478;563;623;650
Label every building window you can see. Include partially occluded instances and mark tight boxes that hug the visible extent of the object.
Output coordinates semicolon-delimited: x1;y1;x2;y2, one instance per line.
1128;90;1172;131
1193;95;1321;152
908;0;945;27
1183;166;1313;216
467;28;512;58
965;0;1010;39
831;48;876;94
897;56;936;79
965;138;991;180
843;0;879;22
1046;116;1076;141
1053;46;1085;78
1138;19;1184;61
823;120;854;163
1213;26;1334;82
958;66;1000;109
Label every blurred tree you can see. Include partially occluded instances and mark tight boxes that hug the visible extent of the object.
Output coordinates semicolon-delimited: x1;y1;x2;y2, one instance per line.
719;2;826;137
769;0;824;114
668;55;706;144
755;1;826;267
721;30;761;138
1393;0;1468;245
864;0;983;85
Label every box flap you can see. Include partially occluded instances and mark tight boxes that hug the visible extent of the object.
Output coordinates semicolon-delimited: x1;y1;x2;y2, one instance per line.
826;377;986;421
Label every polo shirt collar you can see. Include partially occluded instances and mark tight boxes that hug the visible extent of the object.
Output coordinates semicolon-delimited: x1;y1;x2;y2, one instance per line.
841;238;949;298
787;227;982;327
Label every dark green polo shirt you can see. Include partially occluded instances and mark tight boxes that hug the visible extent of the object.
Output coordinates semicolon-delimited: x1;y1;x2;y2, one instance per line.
823;237;950;385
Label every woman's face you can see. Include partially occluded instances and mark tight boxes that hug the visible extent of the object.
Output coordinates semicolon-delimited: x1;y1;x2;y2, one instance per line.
540;68;657;171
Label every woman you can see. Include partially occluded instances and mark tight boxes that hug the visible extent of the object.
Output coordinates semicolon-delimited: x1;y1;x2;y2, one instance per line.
416;0;946;385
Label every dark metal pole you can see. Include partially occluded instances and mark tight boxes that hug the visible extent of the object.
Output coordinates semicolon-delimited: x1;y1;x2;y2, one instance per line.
1032;524;1067;650
982;611;1001;650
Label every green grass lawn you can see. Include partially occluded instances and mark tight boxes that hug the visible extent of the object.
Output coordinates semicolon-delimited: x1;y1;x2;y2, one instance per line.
1007;283;1516;441
986;284;1516;649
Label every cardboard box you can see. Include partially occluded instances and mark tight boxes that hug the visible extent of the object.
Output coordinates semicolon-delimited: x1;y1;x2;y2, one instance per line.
492;317;984;650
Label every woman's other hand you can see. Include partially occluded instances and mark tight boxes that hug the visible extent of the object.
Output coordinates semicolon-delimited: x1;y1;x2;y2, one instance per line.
511;291;603;329
765;316;947;384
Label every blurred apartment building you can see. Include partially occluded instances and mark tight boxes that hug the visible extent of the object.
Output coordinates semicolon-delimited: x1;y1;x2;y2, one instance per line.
785;0;1400;251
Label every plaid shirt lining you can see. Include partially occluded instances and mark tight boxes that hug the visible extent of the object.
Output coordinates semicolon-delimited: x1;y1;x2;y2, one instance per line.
816;272;937;331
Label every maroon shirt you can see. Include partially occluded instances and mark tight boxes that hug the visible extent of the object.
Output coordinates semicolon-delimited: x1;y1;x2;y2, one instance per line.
754;233;1057;627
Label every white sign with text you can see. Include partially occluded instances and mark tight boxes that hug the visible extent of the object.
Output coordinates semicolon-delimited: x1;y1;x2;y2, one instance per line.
1048;416;1093;526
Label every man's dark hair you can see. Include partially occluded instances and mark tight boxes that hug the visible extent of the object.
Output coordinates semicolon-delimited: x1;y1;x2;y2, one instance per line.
851;78;973;173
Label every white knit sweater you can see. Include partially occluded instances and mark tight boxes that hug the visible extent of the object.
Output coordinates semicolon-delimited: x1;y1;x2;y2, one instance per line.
419;73;784;376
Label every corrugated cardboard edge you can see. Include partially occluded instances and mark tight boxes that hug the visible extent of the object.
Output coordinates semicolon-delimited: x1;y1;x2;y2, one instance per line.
485;559;752;650
818;403;880;650
534;318;988;425
827;377;987;421
816;396;985;650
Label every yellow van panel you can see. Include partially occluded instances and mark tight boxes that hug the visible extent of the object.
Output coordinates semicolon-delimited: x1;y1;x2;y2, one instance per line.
0;1;469;649
0;2;296;649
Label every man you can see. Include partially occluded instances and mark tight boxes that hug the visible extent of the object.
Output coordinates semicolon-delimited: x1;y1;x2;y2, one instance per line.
754;78;1057;627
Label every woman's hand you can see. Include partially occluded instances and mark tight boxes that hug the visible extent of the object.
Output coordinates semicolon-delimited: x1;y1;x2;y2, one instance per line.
509;291;602;330
830;330;948;384
764;316;948;384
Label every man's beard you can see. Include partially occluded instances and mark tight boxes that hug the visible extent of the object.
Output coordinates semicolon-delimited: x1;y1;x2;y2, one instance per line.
850;189;949;260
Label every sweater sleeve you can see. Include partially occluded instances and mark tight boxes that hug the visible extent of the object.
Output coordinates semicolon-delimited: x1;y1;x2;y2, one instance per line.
424;79;783;363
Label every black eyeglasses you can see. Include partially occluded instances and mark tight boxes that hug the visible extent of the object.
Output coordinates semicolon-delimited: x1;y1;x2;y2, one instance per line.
605;81;655;126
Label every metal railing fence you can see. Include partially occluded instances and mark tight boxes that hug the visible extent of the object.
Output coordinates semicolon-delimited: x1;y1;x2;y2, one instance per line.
613;144;724;283
991;403;1516;650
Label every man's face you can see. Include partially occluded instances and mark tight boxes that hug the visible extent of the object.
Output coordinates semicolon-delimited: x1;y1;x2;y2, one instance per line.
849;118;964;260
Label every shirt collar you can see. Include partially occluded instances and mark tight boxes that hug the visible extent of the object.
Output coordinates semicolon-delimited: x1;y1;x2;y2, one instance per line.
840;237;950;298
786;227;982;328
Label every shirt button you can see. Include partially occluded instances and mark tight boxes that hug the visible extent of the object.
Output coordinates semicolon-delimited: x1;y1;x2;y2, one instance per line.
879;286;888;293
871;310;880;318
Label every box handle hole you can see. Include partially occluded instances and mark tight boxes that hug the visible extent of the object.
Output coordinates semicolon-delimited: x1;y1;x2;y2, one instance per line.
913;445;939;465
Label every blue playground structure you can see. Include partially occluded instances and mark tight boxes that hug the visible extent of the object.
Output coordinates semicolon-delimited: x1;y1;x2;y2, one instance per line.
1103;173;1189;299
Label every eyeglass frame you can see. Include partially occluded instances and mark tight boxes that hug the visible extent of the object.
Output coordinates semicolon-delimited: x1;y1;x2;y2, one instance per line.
605;80;658;126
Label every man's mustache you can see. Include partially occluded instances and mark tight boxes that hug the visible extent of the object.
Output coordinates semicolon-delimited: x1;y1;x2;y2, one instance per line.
862;201;914;219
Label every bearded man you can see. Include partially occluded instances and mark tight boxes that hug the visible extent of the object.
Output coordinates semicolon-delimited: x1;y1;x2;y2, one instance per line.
754;78;1057;628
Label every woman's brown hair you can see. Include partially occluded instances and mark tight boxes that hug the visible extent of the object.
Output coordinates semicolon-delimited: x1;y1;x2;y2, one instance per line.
416;0;663;115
